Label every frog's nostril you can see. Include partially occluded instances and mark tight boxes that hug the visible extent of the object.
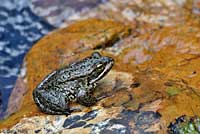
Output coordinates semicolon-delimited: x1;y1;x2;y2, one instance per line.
104;57;114;63
108;58;114;63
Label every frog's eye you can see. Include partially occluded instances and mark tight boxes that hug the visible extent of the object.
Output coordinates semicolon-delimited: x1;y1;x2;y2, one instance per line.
92;52;101;58
97;64;103;68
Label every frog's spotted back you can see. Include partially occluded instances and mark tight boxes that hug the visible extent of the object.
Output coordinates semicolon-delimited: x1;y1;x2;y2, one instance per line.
56;52;113;83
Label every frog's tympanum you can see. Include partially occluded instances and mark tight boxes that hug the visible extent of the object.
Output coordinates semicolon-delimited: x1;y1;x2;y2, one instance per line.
33;52;114;115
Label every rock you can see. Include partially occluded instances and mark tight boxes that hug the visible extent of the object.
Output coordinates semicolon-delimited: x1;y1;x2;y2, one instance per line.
2;2;200;133
5;77;26;119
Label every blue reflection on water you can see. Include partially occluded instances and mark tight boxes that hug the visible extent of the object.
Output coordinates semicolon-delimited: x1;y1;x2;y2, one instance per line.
0;0;54;117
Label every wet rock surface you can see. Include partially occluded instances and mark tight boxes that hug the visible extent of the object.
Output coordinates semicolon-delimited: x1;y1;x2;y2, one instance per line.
2;0;200;134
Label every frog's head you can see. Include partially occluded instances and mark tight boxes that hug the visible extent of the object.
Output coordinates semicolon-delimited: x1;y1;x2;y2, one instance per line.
88;52;114;84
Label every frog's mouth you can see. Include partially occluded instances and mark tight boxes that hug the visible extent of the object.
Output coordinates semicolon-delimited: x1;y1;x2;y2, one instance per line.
89;61;113;84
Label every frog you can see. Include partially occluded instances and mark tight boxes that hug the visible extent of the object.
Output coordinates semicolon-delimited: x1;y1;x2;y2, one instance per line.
33;52;114;115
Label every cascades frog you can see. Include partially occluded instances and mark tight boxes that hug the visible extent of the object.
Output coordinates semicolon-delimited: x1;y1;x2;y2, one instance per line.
33;52;114;114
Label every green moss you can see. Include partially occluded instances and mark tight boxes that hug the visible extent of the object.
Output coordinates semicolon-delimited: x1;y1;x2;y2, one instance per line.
166;87;183;96
168;115;200;134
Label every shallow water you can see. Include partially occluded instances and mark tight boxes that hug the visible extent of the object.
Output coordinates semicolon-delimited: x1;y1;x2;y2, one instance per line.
0;0;55;117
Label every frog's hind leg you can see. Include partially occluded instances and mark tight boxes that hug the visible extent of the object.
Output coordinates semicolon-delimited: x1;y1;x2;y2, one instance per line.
33;89;71;115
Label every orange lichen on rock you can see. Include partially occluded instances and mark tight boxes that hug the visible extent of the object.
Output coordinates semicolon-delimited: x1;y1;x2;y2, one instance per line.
3;11;200;133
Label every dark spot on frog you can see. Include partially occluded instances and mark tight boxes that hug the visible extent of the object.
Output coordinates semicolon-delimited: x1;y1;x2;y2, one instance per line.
81;110;98;121
63;115;81;128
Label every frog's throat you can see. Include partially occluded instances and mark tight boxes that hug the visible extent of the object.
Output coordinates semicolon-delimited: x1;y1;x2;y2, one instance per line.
89;62;113;84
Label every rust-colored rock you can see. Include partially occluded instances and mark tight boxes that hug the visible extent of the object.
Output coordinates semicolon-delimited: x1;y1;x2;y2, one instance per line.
2;2;200;133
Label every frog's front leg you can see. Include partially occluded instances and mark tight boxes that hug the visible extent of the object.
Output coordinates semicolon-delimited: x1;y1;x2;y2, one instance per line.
76;88;97;107
33;89;71;115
